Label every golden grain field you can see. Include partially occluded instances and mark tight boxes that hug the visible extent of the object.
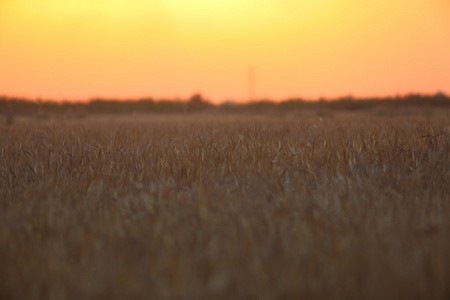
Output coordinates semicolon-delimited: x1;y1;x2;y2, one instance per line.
0;111;449;300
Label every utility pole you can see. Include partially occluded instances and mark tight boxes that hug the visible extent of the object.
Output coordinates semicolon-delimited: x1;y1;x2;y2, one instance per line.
248;65;255;101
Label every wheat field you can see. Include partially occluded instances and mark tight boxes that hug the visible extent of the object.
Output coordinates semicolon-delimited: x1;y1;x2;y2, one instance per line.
0;110;449;299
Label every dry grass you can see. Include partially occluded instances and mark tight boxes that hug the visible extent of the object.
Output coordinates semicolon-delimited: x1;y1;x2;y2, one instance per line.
0;111;449;299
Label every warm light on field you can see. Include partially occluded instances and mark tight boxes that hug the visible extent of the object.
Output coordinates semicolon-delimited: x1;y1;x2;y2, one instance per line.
0;0;449;102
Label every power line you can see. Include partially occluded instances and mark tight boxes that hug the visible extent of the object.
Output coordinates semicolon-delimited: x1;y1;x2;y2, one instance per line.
248;65;255;101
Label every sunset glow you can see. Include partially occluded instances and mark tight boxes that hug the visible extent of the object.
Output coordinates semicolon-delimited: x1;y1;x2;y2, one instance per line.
1;0;449;102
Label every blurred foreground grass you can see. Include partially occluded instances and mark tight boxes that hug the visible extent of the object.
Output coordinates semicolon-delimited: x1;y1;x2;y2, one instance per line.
0;111;449;299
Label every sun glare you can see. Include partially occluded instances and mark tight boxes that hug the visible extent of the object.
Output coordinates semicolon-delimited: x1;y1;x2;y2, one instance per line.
167;0;271;33
166;0;337;33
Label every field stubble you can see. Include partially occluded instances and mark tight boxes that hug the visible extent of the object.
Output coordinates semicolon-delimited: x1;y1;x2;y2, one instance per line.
0;111;449;299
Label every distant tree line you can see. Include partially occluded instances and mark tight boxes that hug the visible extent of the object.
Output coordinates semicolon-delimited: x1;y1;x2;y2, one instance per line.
0;93;449;117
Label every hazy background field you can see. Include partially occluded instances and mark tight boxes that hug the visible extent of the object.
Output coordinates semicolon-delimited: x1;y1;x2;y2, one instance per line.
0;108;449;299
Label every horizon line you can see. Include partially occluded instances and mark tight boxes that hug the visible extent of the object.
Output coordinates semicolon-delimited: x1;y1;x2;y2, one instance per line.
1;90;448;105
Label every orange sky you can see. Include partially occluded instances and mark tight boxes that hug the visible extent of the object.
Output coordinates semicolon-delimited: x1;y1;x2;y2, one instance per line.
0;0;449;102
